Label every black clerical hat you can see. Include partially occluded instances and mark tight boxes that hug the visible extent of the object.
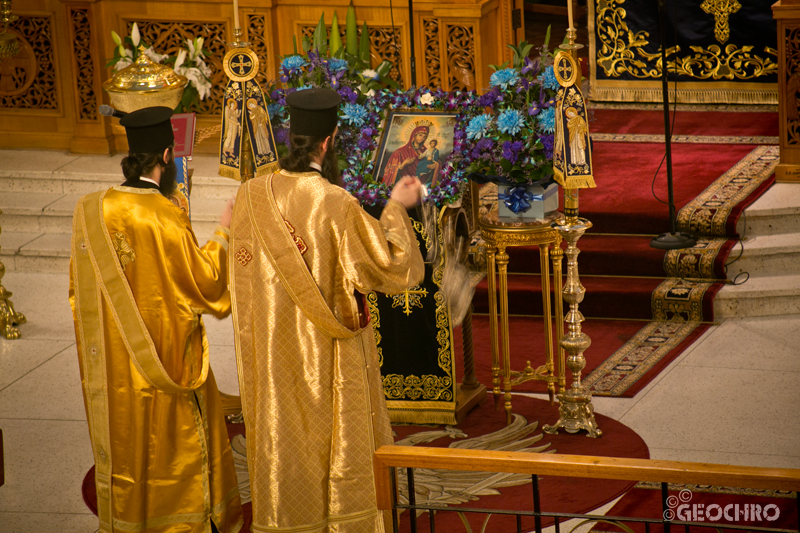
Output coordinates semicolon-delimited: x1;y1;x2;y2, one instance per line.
286;88;341;137
119;106;175;154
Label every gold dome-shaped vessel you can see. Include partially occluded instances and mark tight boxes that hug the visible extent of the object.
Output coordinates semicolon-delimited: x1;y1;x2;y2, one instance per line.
103;45;187;112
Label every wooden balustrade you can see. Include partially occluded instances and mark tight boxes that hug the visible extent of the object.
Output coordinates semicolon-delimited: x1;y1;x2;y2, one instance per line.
373;445;800;512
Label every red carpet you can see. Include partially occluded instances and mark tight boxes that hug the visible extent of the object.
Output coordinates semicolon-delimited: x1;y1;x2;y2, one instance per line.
392;395;650;533
453;315;711;398
591;485;798;533
589;109;778;137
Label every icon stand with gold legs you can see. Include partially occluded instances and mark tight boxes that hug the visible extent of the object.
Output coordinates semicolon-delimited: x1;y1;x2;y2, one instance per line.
0;211;26;339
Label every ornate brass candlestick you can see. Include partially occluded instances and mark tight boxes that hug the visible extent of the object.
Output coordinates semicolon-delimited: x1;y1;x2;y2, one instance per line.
543;34;602;438
543;193;602;437
0;209;26;339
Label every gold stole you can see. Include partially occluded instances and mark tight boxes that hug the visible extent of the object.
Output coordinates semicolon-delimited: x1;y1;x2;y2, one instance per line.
72;192;209;531
243;174;362;340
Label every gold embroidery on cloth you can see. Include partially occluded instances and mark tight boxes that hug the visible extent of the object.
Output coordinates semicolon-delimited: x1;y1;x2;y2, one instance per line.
112;232;135;271
375;211;457;415
284;219;308;255
700;0;741;44
389;284;428;315
383;374;454;400
235;247;252;266
594;0;777;81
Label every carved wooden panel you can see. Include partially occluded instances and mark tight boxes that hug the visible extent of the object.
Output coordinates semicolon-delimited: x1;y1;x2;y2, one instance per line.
422;18;442;90
247;14;270;88
0;16;58;110
785;26;800;146
299;25;404;85
131;20;227;115
446;24;476;92
70;8;97;121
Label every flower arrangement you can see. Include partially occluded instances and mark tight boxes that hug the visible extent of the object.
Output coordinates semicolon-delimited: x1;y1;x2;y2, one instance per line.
106;23;213;113
461;37;560;185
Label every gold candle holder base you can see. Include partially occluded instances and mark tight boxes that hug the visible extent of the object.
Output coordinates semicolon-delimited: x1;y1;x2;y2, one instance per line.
544;387;602;438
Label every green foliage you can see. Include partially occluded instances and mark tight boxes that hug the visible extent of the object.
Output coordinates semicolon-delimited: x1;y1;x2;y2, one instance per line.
330;11;343;57
507;41;534;69
345;3;358;57
359;22;370;65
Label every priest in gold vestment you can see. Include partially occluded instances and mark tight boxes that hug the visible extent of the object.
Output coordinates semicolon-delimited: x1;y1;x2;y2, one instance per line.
230;89;424;532
69;107;243;533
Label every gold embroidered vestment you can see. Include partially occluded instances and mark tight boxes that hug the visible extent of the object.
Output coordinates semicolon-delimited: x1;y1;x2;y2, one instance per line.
69;187;242;533
230;170;424;532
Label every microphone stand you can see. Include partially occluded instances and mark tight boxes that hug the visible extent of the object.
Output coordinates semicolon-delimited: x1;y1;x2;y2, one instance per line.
650;0;695;250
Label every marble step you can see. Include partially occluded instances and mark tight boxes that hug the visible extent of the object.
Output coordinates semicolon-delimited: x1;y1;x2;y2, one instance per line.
0;150;240;200
1;226;222;274
714;274;800;319
724;232;800;279
735;183;800;237
0;192;233;235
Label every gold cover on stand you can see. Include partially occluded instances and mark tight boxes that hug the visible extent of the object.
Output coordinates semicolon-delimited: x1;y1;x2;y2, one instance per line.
102;45;187;113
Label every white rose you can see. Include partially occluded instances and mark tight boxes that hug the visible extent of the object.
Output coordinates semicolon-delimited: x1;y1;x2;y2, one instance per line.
420;93;434;105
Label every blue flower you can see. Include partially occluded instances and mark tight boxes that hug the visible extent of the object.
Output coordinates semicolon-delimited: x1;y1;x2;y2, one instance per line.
466;114;492;140
542;134;555;159
537;107;556;133
497;109;525;135
295;84;312;91
281;55;308;73
267;103;283;120
489;68;520;90
341;103;368;126
328;58;349;72
539;66;560;91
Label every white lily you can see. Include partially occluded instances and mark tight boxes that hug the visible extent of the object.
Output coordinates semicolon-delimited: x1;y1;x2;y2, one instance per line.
131;23;140;47
186;39;196;61
111;31;122;46
143;47;169;63
196;37;204;57
174;49;187;70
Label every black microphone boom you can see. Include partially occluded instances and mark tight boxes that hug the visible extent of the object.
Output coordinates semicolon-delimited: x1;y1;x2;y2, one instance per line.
650;0;695;251
99;105;128;119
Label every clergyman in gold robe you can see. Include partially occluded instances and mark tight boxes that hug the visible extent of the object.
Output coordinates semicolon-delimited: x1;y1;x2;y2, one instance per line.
69;106;243;533
230;88;425;532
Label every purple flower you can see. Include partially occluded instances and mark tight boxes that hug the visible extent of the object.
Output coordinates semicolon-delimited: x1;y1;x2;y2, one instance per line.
357;137;371;150
337;86;358;104
521;56;539;76
542;134;555;159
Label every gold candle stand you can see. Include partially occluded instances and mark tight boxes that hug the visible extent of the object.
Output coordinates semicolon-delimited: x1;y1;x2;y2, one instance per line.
0;210;26;339
543;30;602;438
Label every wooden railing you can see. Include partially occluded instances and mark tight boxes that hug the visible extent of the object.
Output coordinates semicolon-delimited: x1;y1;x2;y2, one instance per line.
374;446;800;531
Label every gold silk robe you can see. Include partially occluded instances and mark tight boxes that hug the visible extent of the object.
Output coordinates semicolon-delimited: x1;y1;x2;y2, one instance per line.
69;186;243;533
230;170;424;533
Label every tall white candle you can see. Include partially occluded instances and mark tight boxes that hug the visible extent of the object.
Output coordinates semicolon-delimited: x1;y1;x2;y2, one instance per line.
567;0;574;30
233;0;240;29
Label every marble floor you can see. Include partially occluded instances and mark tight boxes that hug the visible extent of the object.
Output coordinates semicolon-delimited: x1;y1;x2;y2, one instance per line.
0;271;798;532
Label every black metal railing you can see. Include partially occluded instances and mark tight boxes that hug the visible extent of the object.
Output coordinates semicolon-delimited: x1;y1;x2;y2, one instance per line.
373;446;800;533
